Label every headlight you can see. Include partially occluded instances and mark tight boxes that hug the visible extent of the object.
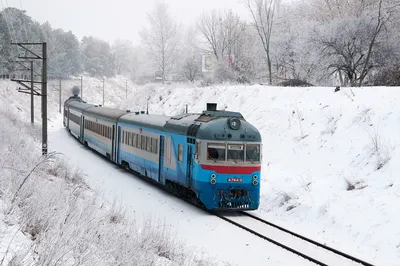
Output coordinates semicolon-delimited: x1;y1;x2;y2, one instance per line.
252;179;258;186
210;174;216;185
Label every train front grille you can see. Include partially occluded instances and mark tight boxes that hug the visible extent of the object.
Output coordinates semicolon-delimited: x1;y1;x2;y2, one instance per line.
215;188;252;209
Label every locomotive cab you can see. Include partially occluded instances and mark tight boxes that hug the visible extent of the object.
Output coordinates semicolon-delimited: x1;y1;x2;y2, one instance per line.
191;105;262;210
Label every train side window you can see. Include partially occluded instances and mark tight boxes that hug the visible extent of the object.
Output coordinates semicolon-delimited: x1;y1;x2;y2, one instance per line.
178;144;184;162
132;133;137;148
146;136;151;152
122;131;125;143
207;143;226;161
152;138;158;154
137;135;141;149
141;135;146;150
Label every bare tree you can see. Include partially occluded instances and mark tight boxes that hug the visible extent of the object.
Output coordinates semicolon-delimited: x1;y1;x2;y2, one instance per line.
196;9;252;82
309;0;399;86
139;2;179;83
244;0;280;84
197;9;248;60
183;55;200;82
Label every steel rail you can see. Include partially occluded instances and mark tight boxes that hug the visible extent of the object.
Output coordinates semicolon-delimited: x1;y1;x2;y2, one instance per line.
241;211;374;266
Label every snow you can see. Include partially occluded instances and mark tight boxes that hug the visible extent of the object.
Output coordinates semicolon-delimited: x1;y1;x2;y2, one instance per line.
1;76;400;265
49;127;313;266
117;82;400;265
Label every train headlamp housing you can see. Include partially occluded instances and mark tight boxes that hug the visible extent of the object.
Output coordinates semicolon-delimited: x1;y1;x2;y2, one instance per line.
227;117;241;130
210;173;217;185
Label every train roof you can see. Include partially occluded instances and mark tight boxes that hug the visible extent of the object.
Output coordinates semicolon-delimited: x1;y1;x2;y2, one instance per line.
118;113;170;130
84;105;129;122
119;109;261;142
68;100;95;111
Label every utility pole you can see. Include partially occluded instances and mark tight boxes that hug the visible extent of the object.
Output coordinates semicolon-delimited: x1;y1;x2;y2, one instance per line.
52;77;62;114
30;61;34;124
80;76;83;98
59;78;61;114
42;43;48;155
11;42;48;155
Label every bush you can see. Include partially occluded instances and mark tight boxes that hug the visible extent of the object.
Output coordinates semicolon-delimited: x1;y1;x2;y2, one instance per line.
277;79;314;87
373;65;400;86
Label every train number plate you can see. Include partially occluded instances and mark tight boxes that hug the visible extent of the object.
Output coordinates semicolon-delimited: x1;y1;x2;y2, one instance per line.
228;178;242;182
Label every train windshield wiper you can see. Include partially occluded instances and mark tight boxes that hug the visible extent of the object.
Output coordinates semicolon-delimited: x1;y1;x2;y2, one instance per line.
246;152;255;164
228;150;238;163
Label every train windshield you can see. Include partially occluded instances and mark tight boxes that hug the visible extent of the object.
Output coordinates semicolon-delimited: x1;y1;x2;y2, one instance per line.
227;144;244;162
207;143;226;161
246;144;260;162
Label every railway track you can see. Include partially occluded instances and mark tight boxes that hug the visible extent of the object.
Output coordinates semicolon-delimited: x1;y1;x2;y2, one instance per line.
212;211;375;266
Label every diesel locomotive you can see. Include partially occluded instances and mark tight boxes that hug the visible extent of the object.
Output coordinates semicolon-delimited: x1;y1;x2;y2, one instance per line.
63;91;262;210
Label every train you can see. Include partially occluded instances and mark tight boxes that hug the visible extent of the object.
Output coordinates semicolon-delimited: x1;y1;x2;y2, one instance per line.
63;90;262;210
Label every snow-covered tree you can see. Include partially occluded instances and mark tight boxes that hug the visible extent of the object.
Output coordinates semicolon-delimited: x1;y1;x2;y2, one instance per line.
244;0;281;84
112;39;135;76
81;36;115;78
306;0;400;86
196;9;255;83
139;2;179;83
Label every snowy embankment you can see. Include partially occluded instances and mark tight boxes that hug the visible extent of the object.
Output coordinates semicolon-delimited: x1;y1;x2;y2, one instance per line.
117;83;400;265
0;78;223;265
1;76;399;265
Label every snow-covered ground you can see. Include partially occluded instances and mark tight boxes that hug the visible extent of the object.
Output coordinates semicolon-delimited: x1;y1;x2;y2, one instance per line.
117;81;400;265
1;76;399;265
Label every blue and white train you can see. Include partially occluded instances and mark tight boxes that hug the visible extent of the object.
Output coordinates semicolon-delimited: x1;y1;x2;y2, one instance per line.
63;93;262;210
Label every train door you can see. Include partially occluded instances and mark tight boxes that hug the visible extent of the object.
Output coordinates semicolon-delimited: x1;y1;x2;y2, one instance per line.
80;116;85;143
67;108;70;129
186;145;193;188
158;136;165;183
115;126;121;163
111;125;116;162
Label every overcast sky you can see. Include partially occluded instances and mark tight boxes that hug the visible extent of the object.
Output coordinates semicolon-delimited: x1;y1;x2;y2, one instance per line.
3;0;258;45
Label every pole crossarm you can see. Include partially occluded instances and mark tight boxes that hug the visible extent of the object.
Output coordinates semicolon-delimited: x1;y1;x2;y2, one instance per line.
11;43;44;59
17;89;41;96
16;81;41;95
12;60;42;76
11;78;45;84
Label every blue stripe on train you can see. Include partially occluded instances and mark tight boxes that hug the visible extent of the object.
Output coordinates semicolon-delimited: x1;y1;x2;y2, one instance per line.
84;134;111;155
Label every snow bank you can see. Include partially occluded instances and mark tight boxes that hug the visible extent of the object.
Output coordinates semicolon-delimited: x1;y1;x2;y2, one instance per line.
119;83;400;265
0;79;223;266
2;75;399;265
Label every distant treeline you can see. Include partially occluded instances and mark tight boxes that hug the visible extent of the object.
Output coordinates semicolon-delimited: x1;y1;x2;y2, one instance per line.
1;1;400;86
